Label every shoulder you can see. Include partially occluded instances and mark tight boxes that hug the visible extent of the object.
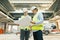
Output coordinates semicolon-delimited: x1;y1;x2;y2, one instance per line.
28;15;31;19
21;15;24;17
37;12;43;16
38;12;43;14
26;15;31;18
27;15;31;17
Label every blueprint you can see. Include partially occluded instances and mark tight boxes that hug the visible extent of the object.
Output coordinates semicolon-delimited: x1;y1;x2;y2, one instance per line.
14;16;31;27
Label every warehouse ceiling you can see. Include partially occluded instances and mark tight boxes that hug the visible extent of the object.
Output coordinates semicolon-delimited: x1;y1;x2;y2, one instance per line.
9;0;55;10
0;0;57;21
8;0;56;20
0;0;14;22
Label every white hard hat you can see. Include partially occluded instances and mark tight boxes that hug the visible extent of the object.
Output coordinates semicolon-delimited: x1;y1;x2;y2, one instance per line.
31;6;37;10
23;8;28;12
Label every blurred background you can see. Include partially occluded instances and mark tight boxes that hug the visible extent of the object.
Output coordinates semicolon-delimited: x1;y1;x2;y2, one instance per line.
0;0;60;40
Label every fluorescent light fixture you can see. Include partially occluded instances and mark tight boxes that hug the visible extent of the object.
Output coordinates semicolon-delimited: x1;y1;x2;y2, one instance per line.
9;1;53;3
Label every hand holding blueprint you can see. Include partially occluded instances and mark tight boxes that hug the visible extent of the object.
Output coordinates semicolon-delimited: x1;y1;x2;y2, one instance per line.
20;16;31;27
14;16;31;27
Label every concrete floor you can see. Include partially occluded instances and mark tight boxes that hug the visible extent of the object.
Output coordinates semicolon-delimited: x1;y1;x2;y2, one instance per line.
0;34;60;40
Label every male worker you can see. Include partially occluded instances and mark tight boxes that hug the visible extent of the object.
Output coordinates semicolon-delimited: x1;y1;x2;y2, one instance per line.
20;8;31;40
30;6;44;40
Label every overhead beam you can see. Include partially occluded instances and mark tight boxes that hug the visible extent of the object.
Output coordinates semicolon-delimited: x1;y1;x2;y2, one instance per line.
49;0;60;12
0;4;14;19
0;0;15;11
0;11;14;22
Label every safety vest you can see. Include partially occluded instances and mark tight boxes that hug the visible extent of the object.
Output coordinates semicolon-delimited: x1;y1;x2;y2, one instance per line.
32;13;43;30
20;16;31;30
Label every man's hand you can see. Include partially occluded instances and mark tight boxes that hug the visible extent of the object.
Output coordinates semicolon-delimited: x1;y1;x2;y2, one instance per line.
30;21;35;24
29;25;32;31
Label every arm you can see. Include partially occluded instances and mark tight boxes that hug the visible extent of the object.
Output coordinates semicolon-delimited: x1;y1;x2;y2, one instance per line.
35;12;44;24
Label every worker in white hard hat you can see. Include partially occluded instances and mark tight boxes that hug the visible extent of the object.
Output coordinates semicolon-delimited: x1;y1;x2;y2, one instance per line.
20;8;31;40
30;6;44;40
